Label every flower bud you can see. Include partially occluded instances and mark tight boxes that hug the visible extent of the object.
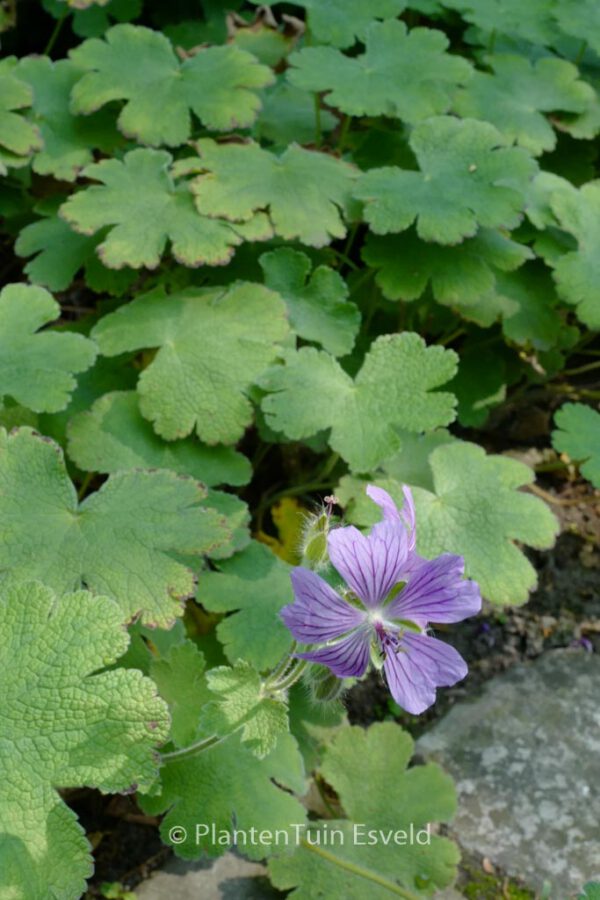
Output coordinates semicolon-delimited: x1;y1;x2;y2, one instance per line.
300;498;337;570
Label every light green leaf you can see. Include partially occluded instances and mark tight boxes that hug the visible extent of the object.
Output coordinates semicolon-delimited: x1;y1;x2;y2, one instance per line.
440;0;558;45
15;201;136;294
189;138;358;248
554;0;600;57
0;283;96;413
453;54;595;156
252;0;406;48
552;402;600;487
548;181;600;329
70;24;274;145
141;732;307;859
0;582;169;900
0;428;231;626
150;641;211;748
59;148;268;270
67;390;251;485
230;14;294;66
269;723;459;897
203;489;251;558
0;57;42;174
260;334;457;472
289;20;472;123
354;116;537;244
16;56;119;181
259;248;360;356
197;541;294;671
201;660;288;759
362;228;532;304
413;442;558;604
92;281;289;443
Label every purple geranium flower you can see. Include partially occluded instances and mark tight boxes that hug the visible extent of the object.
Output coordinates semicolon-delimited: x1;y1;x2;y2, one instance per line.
280;485;481;714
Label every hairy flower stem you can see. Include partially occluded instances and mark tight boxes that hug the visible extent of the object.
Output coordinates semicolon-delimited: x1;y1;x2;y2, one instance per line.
265;656;309;693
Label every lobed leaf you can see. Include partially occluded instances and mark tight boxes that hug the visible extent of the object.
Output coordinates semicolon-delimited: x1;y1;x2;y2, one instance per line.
552;402;600;488
260;333;458;472
0;428;232;626
354;116;537;244
92;281;289;444
289;20;472;123
0;582;169;900
70;24;274;145
0;283;96;413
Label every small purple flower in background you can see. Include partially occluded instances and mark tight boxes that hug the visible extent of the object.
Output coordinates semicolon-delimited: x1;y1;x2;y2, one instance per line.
281;485;481;714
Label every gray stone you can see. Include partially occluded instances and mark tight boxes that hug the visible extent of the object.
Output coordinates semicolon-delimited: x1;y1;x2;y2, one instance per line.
135;853;281;900
417;649;600;898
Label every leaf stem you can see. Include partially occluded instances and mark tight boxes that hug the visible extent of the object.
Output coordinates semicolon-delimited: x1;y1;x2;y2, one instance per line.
337;114;352;153
44;6;68;56
160;733;223;764
576;39;588;64
299;839;421;899
314;94;322;148
563;360;600;376
269;657;309;692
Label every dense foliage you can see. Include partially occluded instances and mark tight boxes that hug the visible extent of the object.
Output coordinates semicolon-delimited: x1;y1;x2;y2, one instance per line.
0;1;598;897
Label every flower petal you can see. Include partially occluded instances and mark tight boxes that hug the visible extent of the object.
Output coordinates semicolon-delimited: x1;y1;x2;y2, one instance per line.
367;484;416;551
387;554;481;624
328;523;409;608
281;567;366;643
383;632;467;714
297;626;371;678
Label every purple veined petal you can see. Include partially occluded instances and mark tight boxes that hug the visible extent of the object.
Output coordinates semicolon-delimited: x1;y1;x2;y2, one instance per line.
367;484;416;551
296;626;371;678
328;522;409;608
387;554;482;624
383;631;468;714
281;568;367;643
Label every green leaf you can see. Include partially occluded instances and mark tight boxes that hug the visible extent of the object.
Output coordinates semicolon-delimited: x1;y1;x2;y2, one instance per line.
453;54;595;156
0;57;42;174
289;20;472;123
354;116;537;244
269;723;459;897
493;265;565;350
255;79;337;147
67;390;251;485
412;442;559;604
260;248;360;356
203;488;251;558
15;201;136;294
188;138;357;248
92;281;288;443
197;541;294;671
260;334;458;472
16;56;119;182
201;660;288;758
0;582;169;900
578;883;600;900
59;148;267;270
448;344;510;426
0;428;231;627
70;24;274;145
252;0;407;49
362;228;532;305
0;283;97;413
552;402;600;487
554;0;600;57
141;732;307;859
548;181;600;329
150;641;211;748
440;0;558;46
